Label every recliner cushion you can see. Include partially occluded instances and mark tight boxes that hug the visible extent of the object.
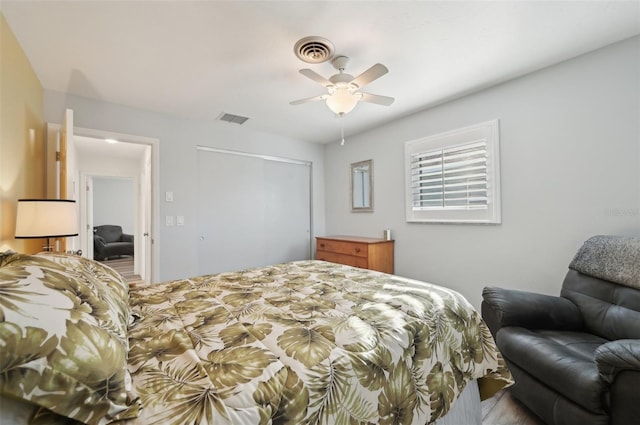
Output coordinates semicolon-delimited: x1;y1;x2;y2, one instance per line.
497;327;608;414
102;242;134;258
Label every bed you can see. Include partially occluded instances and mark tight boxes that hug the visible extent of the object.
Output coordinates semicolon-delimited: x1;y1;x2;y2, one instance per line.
0;253;512;424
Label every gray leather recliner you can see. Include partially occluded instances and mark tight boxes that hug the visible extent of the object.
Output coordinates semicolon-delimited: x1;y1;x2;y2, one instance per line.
93;225;134;260
481;235;640;425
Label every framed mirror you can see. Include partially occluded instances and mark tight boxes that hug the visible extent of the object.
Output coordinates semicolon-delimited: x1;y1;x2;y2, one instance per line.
351;159;373;212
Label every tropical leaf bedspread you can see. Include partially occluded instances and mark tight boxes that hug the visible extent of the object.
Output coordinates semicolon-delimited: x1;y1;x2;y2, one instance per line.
124;260;512;425
0;255;511;425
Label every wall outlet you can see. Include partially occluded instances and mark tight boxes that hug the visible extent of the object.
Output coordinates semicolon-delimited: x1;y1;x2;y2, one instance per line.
166;215;174;226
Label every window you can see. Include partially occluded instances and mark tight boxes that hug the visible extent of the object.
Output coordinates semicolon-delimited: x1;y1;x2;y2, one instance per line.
405;119;501;223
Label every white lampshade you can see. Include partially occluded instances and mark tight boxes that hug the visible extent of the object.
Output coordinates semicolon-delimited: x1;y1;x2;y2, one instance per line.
326;88;358;115
15;199;78;239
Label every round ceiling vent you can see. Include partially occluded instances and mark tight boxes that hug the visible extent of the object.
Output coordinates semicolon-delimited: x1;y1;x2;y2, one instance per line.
294;36;335;64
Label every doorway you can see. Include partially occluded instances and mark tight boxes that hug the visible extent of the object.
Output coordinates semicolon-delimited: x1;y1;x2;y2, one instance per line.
46;120;159;283
84;175;137;278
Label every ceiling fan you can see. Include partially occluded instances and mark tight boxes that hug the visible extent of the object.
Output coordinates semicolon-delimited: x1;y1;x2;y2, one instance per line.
290;55;394;116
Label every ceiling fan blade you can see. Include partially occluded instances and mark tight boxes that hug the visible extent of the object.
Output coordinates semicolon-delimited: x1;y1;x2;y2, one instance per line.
350;63;389;89
358;92;395;106
290;94;329;105
299;69;333;87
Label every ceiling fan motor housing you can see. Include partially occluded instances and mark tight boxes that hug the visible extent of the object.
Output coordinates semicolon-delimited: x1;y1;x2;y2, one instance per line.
329;73;355;87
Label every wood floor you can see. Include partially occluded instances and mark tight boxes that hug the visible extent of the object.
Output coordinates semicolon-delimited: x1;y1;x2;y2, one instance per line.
100;257;544;425
100;256;142;284
482;389;545;425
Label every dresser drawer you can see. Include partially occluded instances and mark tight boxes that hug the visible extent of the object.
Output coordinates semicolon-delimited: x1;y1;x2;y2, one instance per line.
316;239;368;258
316;250;369;269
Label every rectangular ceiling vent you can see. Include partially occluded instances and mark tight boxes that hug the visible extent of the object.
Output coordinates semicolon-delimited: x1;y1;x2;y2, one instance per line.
217;112;249;125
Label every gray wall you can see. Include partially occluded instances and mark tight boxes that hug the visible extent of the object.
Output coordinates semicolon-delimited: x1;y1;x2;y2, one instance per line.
93;177;135;234
324;36;640;309
44;93;326;282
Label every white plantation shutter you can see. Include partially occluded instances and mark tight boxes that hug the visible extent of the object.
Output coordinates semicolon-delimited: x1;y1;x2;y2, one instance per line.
411;140;488;209
405;120;501;223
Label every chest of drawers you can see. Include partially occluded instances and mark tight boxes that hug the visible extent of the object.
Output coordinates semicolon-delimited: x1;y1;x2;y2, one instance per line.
315;235;394;274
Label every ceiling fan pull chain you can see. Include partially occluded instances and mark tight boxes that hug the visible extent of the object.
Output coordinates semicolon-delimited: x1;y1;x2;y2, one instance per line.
340;117;346;146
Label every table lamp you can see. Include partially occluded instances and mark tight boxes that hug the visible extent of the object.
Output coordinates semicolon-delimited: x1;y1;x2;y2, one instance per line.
15;199;79;252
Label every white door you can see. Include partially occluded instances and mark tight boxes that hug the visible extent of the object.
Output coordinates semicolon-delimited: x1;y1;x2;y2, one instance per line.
197;148;311;275
61;109;80;252
139;147;153;282
197;150;265;275
46;109;79;253
80;174;94;259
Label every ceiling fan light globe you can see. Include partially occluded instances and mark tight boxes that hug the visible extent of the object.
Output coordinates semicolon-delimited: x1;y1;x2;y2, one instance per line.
326;89;358;115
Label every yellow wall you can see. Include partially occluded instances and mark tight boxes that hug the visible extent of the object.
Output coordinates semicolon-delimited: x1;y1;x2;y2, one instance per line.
0;13;45;253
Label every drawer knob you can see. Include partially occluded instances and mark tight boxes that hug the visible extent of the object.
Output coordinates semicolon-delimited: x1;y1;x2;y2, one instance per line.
320;243;325;248
355;248;361;253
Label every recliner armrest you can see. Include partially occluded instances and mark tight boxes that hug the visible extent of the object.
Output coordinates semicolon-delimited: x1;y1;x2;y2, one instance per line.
595;339;640;385
93;234;107;247
481;287;583;335
121;233;134;243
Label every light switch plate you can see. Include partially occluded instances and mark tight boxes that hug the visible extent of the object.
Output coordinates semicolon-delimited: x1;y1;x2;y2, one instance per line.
177;216;184;226
165;191;174;202
166;215;174;226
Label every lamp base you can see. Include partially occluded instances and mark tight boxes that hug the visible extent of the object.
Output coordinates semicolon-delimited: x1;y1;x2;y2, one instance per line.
42;237;56;252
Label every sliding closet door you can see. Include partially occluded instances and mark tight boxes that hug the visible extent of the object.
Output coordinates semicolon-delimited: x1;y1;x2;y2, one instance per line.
197;150;265;275
263;159;311;265
197;148;311;276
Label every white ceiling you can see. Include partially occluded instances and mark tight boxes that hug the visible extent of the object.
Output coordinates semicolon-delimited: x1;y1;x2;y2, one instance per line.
3;1;639;144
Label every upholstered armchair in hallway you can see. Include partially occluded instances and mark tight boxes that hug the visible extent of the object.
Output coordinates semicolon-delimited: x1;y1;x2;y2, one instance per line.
93;225;134;260
481;235;640;425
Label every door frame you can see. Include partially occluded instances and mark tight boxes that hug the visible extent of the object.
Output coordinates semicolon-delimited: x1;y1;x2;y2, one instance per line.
47;124;160;283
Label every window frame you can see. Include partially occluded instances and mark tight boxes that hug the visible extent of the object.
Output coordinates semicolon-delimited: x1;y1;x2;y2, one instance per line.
404;119;501;224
